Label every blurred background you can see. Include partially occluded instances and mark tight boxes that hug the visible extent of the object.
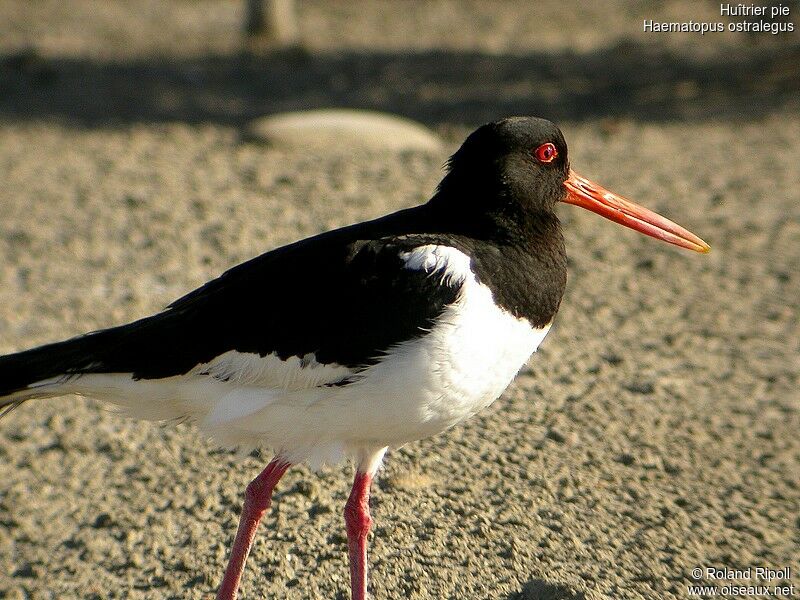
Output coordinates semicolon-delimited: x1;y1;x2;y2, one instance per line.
1;0;798;125
1;2;798;600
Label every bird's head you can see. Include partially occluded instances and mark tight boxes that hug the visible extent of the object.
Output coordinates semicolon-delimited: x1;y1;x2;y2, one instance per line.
437;116;710;253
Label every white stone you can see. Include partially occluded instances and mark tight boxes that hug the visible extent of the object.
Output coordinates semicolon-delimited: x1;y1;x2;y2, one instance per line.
247;109;443;152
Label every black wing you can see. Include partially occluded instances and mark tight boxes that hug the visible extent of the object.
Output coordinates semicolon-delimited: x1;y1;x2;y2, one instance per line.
126;233;461;378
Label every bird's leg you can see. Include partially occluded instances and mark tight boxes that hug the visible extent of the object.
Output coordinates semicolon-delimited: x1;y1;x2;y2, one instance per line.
344;448;387;600
345;471;373;600
216;457;291;600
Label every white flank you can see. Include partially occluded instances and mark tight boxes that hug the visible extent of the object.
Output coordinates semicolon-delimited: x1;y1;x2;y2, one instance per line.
188;350;352;389
23;245;552;468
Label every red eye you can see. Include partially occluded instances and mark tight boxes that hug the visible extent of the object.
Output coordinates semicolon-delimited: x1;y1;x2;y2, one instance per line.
534;142;558;163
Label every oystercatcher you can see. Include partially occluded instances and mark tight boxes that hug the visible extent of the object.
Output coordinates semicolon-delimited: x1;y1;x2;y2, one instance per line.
0;117;709;599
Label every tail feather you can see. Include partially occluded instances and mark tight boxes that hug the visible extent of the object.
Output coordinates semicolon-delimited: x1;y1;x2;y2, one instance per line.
0;326;127;412
0;312;227;423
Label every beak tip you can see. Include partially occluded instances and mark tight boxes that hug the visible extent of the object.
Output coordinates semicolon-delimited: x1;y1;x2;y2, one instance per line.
693;237;711;254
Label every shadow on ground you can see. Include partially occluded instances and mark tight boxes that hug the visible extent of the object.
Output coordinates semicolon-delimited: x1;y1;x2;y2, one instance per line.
508;579;590;600
1;41;798;128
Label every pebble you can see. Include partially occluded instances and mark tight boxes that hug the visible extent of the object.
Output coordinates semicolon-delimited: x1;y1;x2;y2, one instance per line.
246;109;443;152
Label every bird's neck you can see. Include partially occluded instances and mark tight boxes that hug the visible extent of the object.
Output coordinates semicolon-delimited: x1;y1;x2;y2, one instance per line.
427;176;559;244
423;191;567;328
471;213;567;327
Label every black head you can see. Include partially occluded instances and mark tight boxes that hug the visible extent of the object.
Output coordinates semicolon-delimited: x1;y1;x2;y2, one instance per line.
434;117;570;222
430;116;711;253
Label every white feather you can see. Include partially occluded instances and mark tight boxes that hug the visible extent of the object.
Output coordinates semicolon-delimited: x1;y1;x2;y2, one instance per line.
188;350;352;389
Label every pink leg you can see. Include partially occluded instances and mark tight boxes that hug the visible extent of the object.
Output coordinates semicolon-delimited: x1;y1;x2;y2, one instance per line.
216;457;291;600
344;470;374;600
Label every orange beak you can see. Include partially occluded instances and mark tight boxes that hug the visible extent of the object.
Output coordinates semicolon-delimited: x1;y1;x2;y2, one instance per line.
563;170;710;253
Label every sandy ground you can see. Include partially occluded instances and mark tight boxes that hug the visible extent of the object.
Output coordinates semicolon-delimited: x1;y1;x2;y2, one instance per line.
0;2;798;599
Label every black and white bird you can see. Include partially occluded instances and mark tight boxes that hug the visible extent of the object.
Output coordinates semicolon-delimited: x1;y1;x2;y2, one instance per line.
0;117;709;600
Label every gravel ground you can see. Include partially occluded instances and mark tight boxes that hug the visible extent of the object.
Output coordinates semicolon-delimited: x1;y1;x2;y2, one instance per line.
0;2;798;599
